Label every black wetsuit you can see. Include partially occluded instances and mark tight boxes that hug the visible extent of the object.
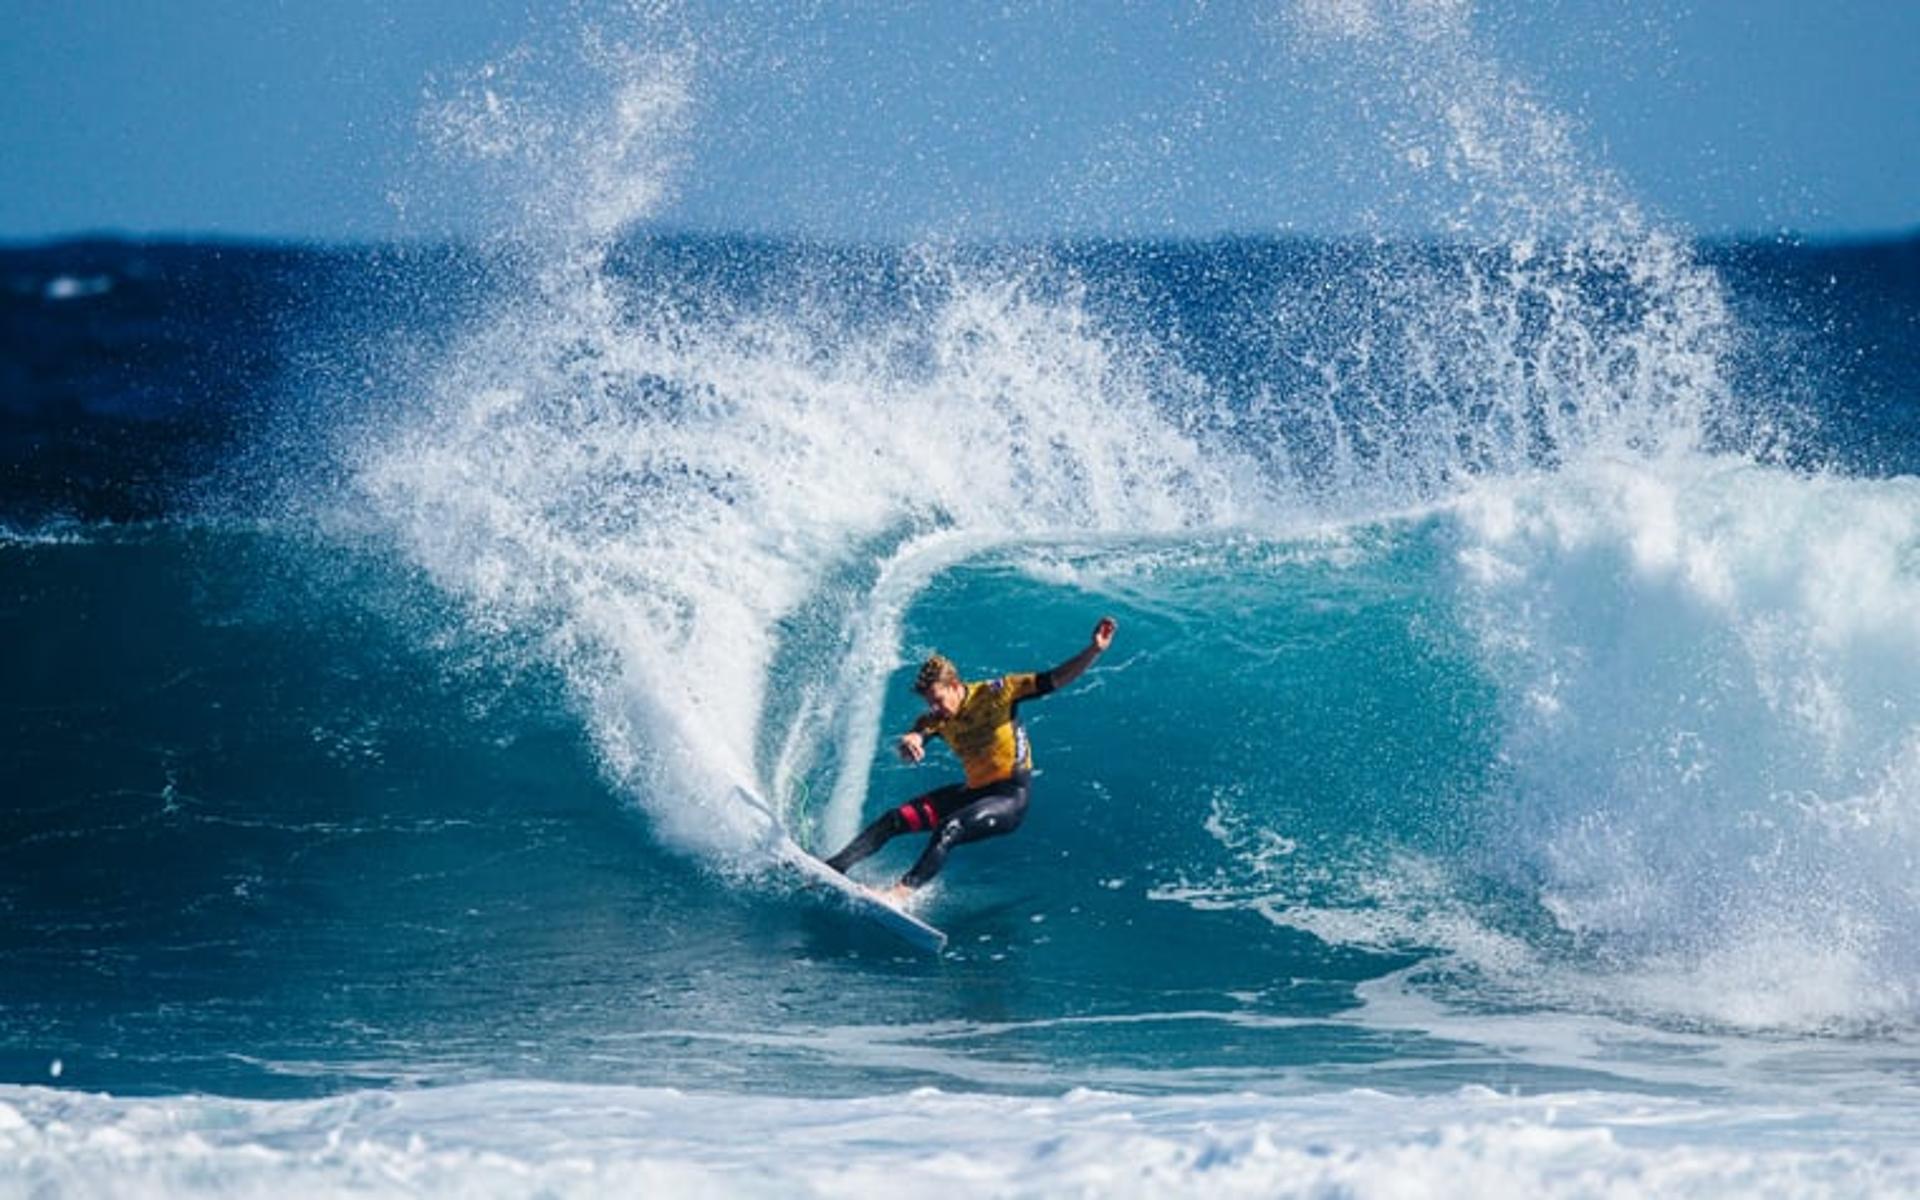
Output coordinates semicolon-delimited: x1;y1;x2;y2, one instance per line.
825;773;1030;888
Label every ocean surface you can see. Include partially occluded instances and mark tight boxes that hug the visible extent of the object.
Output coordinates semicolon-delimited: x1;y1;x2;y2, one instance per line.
6;13;1920;1198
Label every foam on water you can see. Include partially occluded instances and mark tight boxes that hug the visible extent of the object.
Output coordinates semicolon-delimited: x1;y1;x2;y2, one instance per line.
4;1081;1916;1200
359;10;1303;865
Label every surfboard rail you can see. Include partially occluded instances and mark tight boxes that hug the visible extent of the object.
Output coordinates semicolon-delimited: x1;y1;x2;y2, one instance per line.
778;840;949;954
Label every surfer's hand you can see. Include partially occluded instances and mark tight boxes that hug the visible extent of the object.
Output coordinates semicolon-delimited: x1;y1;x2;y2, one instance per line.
1091;616;1117;652
897;732;926;764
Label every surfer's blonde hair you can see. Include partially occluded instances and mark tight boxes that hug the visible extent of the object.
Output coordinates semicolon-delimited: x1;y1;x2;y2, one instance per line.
914;653;959;695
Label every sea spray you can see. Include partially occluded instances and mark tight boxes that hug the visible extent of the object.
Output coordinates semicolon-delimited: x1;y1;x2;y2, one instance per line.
363;26;1265;861
1256;0;1762;503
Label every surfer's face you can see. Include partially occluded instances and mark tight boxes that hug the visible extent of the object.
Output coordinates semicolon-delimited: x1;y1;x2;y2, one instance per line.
920;678;965;718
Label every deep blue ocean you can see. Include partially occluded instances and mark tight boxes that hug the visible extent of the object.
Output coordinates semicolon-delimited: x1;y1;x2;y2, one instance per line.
5;19;1920;1199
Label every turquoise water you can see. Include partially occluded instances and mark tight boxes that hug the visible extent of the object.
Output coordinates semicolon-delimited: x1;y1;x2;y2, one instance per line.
7;466;1920;1190
9;476;1916;1100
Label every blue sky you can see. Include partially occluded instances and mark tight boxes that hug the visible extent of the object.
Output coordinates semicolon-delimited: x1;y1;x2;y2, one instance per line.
2;1;1915;242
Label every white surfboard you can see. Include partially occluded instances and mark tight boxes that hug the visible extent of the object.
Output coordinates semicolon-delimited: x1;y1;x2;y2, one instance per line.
776;838;949;954
734;786;947;954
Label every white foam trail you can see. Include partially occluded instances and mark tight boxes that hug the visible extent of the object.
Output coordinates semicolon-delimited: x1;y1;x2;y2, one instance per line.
378;19;1250;856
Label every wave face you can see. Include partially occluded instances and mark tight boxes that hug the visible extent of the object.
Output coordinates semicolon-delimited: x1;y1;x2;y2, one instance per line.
1126;465;1920;1036
5;500;1918;1099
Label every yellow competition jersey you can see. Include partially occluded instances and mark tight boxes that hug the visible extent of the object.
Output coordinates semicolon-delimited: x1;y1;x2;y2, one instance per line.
914;672;1054;788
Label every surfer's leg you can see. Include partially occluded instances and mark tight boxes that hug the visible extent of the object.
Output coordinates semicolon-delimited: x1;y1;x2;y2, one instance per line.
899;779;1029;890
825;783;966;874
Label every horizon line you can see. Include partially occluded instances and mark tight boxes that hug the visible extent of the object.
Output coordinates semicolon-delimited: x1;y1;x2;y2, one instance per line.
4;220;1917;254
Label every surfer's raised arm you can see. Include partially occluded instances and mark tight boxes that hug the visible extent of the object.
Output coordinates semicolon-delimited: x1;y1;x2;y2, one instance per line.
1041;616;1117;692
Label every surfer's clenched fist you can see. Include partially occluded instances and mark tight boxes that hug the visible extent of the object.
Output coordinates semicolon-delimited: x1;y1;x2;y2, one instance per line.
1091;616;1117;653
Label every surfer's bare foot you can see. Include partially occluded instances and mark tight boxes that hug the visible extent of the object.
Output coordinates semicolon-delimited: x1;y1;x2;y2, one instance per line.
871;882;914;905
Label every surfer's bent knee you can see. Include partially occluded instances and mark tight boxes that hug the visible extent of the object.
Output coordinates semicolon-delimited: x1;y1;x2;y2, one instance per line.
895;797;941;832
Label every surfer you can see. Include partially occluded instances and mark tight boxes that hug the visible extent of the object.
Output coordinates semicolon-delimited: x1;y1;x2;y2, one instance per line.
826;616;1118;901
